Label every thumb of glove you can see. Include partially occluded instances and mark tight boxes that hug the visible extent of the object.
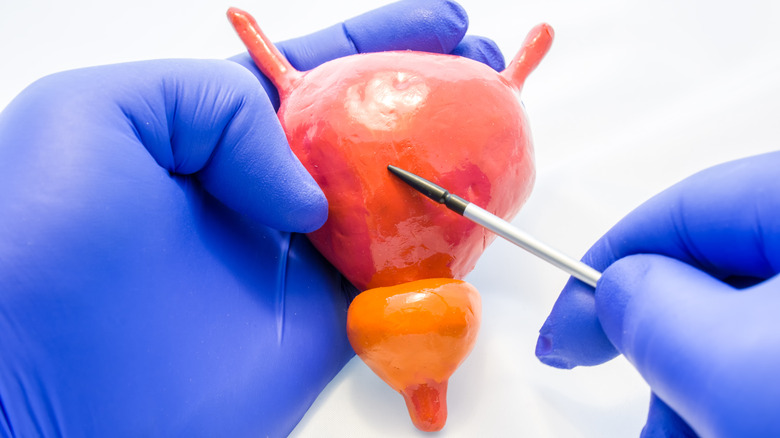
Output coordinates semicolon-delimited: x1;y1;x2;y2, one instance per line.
596;254;780;438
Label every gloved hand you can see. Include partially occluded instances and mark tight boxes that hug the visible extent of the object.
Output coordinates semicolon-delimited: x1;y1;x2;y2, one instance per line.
536;151;780;437
0;1;505;436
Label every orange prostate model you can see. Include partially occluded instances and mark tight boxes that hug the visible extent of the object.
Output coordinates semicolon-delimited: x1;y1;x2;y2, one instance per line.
347;279;481;431
228;7;552;432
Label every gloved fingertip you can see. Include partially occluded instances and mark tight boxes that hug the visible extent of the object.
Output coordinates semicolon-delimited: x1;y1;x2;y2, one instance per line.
535;278;619;369
535;334;576;369
344;0;468;54
451;35;506;71
280;180;329;233
535;333;553;356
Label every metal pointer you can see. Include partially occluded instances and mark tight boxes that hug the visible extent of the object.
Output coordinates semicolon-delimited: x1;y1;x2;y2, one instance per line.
387;165;602;288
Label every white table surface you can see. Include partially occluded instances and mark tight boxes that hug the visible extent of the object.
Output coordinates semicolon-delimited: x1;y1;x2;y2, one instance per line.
3;0;779;436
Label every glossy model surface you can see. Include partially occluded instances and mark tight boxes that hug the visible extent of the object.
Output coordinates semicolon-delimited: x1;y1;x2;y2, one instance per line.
346;278;481;432
228;7;552;291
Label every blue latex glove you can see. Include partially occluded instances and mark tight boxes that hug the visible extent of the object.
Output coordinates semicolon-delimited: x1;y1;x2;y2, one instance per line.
0;1;505;436
536;151;780;437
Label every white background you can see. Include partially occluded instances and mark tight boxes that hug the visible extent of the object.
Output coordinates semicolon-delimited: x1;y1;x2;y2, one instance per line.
2;0;779;436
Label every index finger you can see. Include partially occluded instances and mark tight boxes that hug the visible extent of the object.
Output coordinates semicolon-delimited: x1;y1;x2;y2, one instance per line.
537;151;780;369
590;152;780;280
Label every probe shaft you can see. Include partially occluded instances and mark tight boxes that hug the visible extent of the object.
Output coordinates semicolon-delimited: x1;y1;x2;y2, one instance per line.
387;165;601;287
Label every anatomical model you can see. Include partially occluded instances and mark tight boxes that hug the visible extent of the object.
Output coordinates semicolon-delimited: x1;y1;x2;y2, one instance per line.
228;7;552;432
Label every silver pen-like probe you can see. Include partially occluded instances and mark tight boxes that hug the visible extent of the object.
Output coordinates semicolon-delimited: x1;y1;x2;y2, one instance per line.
387;165;601;288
